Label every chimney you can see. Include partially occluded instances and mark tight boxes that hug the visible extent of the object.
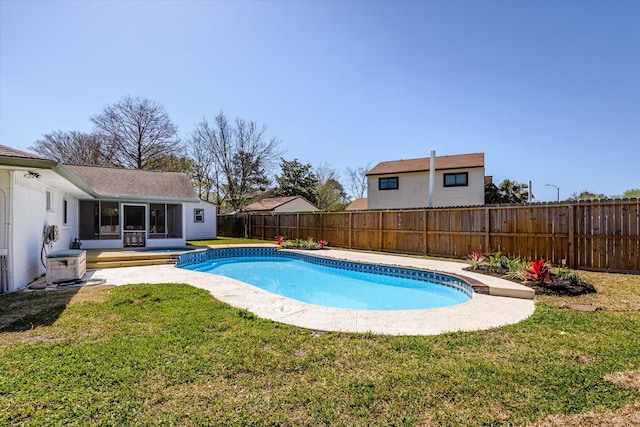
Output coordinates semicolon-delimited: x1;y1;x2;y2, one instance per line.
428;150;435;207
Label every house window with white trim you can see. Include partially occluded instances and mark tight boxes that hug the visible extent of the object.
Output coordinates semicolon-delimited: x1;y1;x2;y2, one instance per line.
194;208;205;223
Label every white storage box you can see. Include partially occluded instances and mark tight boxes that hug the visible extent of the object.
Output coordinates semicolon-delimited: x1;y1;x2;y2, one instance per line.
46;250;86;284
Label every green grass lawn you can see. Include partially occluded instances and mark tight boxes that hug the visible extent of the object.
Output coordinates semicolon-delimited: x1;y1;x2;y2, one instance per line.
1;272;639;425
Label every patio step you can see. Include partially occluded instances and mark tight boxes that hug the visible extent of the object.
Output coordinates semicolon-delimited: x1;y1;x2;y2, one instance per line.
86;251;181;269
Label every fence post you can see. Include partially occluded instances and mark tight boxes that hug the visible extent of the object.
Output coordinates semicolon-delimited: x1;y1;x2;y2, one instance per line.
276;214;280;239
348;212;353;249
379;211;384;251
568;204;575;268
296;213;300;239
423;210;428;255
484;207;490;252
261;215;265;240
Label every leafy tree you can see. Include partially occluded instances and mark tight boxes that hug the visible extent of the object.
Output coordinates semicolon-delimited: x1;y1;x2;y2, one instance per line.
91;95;182;169
189;112;280;211
621;188;640;199
345;163;370;200
315;163;348;211
272;158;319;205
567;190;607;201
484;179;529;204
499;179;529;204
484;182;502;204
29;130;114;166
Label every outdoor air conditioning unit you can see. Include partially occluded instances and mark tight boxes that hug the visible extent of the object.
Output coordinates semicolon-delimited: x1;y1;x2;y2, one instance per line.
46;250;87;284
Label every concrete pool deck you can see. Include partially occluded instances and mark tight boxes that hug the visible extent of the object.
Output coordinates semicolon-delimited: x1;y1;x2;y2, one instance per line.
81;248;536;336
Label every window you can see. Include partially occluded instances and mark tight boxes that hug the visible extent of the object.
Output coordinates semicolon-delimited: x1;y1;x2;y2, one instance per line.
63;199;68;225
379;177;399;190
150;204;166;237
46;191;52;211
79;201;120;240
194;208;205;223
149;203;183;239
444;172;468;187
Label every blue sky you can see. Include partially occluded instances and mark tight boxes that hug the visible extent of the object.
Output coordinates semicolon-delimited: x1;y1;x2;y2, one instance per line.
1;0;638;201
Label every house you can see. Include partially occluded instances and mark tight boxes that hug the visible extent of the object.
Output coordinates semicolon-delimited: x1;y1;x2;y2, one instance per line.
366;152;485;209
345;198;368;211
0;144;217;293
241;196;319;213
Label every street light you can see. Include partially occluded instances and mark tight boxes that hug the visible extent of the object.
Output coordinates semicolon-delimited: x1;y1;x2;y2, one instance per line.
545;184;560;202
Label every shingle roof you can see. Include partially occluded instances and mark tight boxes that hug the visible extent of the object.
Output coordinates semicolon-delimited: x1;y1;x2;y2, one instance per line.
242;196;303;212
367;153;484;176
0;145;49;160
65;165;198;201
345;198;368;211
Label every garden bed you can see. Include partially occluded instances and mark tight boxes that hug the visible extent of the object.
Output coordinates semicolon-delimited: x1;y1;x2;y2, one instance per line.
465;252;596;297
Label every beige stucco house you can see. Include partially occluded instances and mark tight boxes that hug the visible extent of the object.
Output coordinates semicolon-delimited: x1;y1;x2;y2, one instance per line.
366;153;485;209
241;196;319;213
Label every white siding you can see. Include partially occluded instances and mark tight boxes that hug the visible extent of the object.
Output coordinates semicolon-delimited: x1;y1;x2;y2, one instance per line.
6;171;79;292
273;198;319;213
367;167;484;210
185;200;218;240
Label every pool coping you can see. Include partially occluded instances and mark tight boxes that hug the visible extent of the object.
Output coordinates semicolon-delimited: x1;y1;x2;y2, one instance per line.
84;247;536;336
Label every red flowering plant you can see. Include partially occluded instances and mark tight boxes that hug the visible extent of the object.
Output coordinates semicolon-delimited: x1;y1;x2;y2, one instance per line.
318;240;329;248
275;235;285;245
524;259;552;286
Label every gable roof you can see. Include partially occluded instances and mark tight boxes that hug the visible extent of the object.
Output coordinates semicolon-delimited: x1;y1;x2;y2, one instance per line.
345;198;368;211
242;196;316;212
64;165;198;201
367;153;484;176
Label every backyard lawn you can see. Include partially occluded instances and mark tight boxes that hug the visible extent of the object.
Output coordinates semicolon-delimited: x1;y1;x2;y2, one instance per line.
1;262;639;425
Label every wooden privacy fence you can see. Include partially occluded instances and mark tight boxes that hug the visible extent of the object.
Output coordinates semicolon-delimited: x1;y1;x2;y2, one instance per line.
217;199;640;273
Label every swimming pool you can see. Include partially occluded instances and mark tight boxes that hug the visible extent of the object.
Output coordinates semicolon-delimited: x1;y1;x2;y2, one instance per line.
177;248;473;310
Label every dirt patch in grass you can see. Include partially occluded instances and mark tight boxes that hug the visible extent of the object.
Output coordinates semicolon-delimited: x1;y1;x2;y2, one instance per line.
529;370;640;427
606;369;640;392
528;401;640;427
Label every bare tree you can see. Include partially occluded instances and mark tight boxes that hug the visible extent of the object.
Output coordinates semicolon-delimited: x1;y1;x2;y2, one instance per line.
91;96;182;169
188;124;217;201
189;112;281;211
315;162;348;211
345;163;371;200
29;130;114;166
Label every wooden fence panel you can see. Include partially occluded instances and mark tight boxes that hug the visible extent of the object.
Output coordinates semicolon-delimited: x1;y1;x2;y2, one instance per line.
217;199;640;273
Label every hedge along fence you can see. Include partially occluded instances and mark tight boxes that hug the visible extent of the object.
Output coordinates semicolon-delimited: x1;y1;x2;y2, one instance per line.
217;199;640;273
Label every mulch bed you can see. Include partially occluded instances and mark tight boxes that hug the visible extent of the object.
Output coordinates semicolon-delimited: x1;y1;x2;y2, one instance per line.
463;267;597;297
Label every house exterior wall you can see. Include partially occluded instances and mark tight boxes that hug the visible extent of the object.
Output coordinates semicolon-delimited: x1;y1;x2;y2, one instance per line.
367;167;484;209
6;171;78;292
185;200;218;240
273;198;319;213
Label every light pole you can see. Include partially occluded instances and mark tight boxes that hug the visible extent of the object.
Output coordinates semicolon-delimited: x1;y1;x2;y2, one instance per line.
546;184;559;202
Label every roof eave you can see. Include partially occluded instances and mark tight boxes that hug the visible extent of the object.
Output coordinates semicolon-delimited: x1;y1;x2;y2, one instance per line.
0;156;58;170
79;196;201;203
366;164;485;176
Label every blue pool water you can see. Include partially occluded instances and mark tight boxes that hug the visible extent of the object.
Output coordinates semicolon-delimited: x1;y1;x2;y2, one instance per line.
181;255;471;310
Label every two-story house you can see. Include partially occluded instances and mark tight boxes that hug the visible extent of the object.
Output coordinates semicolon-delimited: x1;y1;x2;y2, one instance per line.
366;152;485;209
